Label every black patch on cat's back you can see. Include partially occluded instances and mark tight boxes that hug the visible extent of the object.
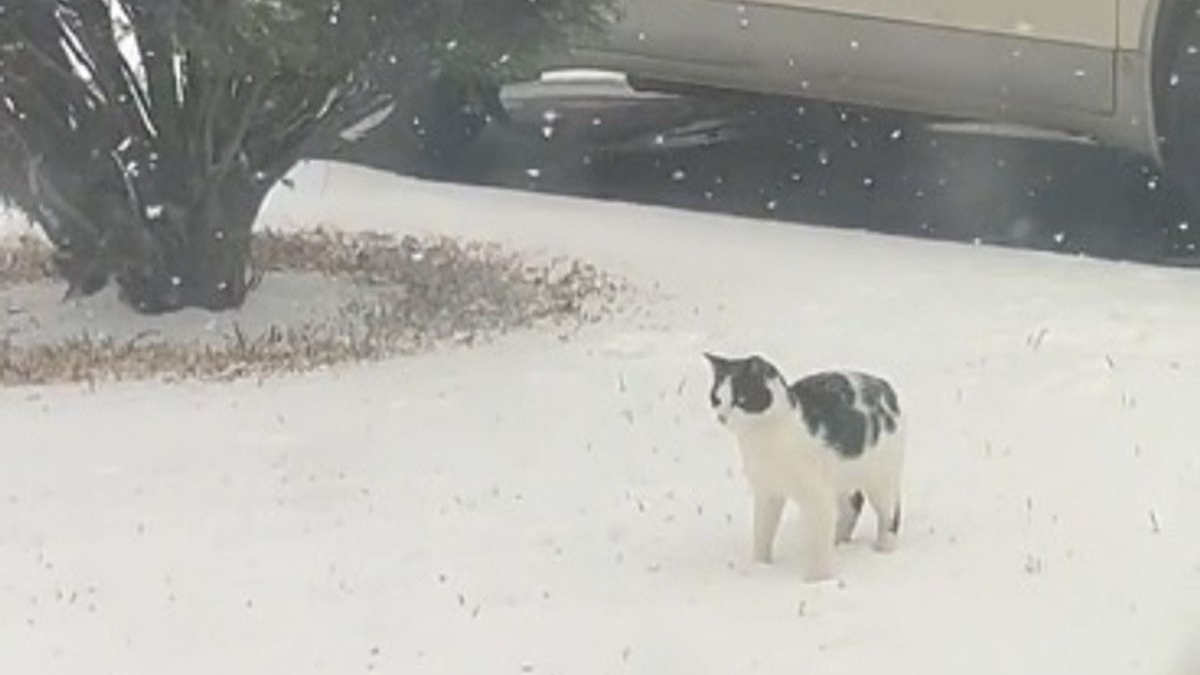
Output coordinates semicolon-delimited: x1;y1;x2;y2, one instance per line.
861;376;900;418
790;371;901;458
859;374;900;442
791;372;865;458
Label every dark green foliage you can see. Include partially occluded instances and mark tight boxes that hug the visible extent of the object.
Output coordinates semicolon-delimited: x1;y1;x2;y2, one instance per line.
0;0;613;312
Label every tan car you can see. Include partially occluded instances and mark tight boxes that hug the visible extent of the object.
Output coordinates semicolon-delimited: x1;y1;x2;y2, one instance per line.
546;0;1200;219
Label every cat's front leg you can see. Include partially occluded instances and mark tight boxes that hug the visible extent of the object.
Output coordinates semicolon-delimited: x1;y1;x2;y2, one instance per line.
800;492;838;582
752;492;786;563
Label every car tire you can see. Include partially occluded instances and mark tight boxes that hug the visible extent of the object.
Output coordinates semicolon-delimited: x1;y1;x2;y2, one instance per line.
1154;0;1200;256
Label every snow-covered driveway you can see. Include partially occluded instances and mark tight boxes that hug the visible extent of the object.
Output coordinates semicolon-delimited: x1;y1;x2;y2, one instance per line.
2;161;1198;674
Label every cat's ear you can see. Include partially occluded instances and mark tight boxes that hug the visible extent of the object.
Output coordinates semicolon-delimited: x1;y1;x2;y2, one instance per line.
703;352;729;373
748;355;779;378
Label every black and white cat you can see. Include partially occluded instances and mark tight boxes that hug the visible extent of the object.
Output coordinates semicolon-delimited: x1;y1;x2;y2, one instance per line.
704;352;906;582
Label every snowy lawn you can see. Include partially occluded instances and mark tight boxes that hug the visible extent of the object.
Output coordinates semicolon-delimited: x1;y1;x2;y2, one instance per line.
2;161;1199;674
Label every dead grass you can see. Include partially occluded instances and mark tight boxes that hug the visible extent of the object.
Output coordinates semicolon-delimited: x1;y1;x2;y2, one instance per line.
0;235;54;288
0;228;626;386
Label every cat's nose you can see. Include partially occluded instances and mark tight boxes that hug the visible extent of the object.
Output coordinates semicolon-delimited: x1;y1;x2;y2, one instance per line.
717;413;728;425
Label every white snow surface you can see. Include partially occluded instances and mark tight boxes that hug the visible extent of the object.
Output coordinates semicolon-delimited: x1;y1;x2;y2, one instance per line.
3;161;1200;674
1;206;31;236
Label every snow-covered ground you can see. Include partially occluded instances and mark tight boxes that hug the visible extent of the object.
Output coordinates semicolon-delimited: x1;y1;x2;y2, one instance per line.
3;162;1200;674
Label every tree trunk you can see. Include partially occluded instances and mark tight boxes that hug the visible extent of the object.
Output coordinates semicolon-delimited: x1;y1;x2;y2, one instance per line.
116;170;268;314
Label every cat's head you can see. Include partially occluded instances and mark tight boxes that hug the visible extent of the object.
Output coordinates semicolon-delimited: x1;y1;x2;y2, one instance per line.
703;352;792;429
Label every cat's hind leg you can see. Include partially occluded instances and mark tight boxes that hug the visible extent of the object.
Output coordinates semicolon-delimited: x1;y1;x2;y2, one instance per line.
865;483;901;553
835;491;865;545
752;493;786;563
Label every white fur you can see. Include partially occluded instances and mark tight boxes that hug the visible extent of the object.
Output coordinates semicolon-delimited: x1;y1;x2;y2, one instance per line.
713;374;906;582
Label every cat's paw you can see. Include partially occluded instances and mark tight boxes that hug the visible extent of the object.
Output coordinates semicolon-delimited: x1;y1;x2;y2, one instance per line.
803;567;836;583
803;558;835;583
873;535;898;553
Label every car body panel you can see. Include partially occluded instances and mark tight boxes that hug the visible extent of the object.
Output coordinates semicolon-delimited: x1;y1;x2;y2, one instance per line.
593;0;751;65
1119;0;1156;49
751;0;1118;48
553;0;1167;159
741;3;1115;113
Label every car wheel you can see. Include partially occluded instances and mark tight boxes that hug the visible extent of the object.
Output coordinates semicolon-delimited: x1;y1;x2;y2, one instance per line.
1154;0;1200;256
